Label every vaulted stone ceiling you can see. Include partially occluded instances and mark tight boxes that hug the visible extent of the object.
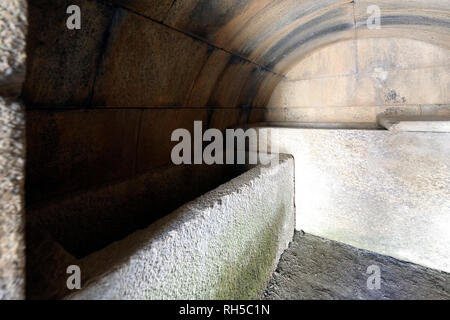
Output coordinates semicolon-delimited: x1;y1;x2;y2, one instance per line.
25;0;450;108
103;0;450;107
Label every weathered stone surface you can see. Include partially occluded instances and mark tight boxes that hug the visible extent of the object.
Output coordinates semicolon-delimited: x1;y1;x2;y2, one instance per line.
0;0;27;97
164;0;252;45
356;38;450;75
264;232;450;300
265;106;385;123
164;0;355;73
268;38;450;124
254;127;450;273
27;162;251;299
136;108;208;173
26;109;140;205
68;155;294;300
0;97;25;299
93;9;209;107
378;115;450;132
286;41;357;80
17;0;450;300
23;0;114;107
0;0;26;300
27;156;294;299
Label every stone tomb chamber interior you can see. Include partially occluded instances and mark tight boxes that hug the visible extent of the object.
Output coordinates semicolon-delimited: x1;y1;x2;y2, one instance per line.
0;0;449;300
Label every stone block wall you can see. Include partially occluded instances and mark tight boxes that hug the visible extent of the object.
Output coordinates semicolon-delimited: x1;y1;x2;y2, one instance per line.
267;0;450;124
267;38;450;123
0;0;26;300
68;155;295;300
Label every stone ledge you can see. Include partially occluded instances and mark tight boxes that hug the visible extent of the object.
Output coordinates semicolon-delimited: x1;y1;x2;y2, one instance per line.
378;115;450;132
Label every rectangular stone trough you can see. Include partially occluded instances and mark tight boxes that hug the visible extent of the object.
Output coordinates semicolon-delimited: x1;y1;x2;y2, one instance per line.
29;155;295;300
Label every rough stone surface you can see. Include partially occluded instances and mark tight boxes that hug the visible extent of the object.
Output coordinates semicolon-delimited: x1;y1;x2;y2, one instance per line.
263;232;450;300
23;0;114;106
254;127;450;273
0;97;25;299
0;0;26;300
60;155;294;300
23;0;450;209
92;9;209;107
268;38;450;124
27;161;251;299
184;48;231;107
0;0;26;97
108;0;174;22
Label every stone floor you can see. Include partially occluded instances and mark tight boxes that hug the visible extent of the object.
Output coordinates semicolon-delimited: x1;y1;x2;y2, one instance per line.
263;231;450;300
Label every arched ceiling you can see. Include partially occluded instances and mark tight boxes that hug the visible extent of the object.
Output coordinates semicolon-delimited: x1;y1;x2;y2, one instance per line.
149;0;450;107
161;0;450;72
25;0;450;108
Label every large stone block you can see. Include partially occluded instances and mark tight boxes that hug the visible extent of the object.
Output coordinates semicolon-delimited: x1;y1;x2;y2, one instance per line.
264;232;450;300
23;0;114;106
0;0;27;97
0;0;26;300
26;162;253;299
92;9;209;107
356;38;450;75
0;97;25;299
